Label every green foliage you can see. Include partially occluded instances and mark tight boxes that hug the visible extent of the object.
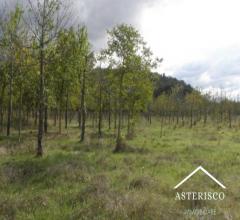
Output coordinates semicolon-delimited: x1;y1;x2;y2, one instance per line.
151;72;193;98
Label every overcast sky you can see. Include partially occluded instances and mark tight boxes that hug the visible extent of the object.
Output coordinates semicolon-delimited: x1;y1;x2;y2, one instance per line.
2;0;240;96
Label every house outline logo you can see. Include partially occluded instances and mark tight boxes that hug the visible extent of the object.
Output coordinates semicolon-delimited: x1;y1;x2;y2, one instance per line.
174;166;226;189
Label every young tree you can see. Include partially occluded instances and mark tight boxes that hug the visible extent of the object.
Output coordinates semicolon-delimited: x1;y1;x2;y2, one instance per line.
51;28;76;134
0;64;7;134
105;24;158;152
73;27;92;142
124;64;153;138
0;6;24;136
185;90;203;128
27;0;69;156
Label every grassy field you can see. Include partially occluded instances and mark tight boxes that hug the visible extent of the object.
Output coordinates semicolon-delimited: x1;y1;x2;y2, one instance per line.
0;119;239;219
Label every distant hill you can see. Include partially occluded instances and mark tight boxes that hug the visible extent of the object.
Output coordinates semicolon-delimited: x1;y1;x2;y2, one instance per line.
150;72;193;98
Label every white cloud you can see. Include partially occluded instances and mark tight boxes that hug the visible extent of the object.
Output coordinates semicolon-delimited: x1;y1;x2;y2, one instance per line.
199;72;211;84
139;0;240;94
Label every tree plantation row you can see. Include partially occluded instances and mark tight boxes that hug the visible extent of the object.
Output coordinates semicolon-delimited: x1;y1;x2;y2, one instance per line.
151;88;240;132
0;1;239;157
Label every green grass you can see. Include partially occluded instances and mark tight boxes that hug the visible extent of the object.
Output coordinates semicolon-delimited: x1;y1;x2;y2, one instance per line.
0;119;239;219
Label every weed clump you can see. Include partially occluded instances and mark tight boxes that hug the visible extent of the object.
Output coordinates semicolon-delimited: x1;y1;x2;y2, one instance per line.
129;176;154;190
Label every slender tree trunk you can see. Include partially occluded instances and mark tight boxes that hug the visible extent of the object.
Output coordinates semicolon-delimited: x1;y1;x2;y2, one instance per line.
65;91;69;130
0;103;3;134
0;86;5;134
44;96;48;133
98;85;102;138
7;62;13;137
190;107;193;128
160;113;164;137
228;110;232;128
115;73;124;152
114;99;117;130
37;37;45;157
204;109;208;125
80;68;86;142
168;111;171;125
26;109;29;126
148;106;152;125
18;84;23;142
181;112;185;127
127;110;130;136
220;107;223;123
58;104;62;134
91;112;94;128
176;111;179;125
34;103;38;127
108;93;111;130
54;108;57;126
78;108;81;128
68;109;74;124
